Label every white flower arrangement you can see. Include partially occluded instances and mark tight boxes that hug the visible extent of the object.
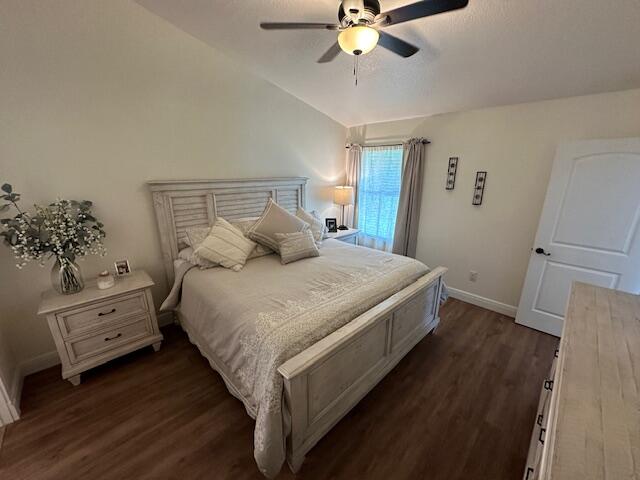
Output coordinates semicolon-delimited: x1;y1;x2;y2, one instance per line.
1;183;106;269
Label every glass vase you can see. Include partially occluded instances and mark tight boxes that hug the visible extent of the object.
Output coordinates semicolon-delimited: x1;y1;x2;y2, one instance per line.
51;258;84;295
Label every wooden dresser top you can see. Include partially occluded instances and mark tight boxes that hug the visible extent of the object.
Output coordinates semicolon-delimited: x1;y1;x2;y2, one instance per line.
546;282;640;479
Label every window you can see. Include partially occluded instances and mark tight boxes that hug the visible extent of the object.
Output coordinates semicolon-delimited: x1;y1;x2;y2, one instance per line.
357;145;403;243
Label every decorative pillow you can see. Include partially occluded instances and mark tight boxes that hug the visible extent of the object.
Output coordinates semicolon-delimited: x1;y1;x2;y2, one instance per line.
178;247;194;261
248;199;310;253
195;218;257;272
230;217;274;259
177;247;216;269
296;207;326;244
275;231;320;265
183;227;217;269
184;226;211;248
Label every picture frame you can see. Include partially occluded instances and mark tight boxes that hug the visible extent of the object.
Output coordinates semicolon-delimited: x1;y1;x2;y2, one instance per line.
114;259;132;276
472;171;487;206
325;218;338;233
446;157;458;190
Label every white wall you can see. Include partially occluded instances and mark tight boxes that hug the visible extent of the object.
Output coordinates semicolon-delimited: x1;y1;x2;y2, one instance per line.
0;1;346;370
349;89;640;312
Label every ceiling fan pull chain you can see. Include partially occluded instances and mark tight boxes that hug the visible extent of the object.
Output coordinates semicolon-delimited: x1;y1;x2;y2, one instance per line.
354;55;359;86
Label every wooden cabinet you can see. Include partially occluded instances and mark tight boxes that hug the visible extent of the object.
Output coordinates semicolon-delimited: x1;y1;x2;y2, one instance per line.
38;270;163;386
523;349;558;479
523;282;640;479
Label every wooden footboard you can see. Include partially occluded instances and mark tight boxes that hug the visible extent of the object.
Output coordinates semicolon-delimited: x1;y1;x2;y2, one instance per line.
278;266;447;473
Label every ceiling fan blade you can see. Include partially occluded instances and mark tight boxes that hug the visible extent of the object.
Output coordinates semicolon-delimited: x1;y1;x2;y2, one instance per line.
379;0;469;27
377;31;420;58
260;22;339;31
317;42;343;63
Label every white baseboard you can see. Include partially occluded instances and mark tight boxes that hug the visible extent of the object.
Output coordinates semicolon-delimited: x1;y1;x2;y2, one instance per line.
11;350;61;416
447;287;518;318
19;350;61;378
18;311;175;378
11;310;176;414
8;371;23;419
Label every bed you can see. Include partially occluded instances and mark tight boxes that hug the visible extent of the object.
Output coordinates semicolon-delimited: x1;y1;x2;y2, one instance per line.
149;177;447;477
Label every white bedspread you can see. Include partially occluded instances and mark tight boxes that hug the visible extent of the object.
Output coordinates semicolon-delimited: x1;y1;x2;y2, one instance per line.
164;239;430;477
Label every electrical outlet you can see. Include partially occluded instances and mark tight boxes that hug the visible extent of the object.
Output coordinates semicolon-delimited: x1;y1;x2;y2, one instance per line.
469;271;478;282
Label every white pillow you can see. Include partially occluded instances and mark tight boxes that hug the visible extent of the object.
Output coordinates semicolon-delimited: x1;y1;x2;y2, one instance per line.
185;226;210;248
229;217;274;259
275;231;320;265
296;207;326;244
248;199;309;253
195;218;257;272
183;226;218;268
177;246;216;269
178;247;194;261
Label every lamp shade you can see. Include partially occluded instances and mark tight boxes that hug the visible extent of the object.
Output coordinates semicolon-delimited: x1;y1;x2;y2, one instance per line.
333;186;354;206
338;26;379;56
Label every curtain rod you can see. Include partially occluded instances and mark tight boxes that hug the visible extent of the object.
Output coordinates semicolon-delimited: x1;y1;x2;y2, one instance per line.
345;139;430;149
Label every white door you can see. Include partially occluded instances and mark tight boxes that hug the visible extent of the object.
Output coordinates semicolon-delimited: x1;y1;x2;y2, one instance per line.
516;138;640;336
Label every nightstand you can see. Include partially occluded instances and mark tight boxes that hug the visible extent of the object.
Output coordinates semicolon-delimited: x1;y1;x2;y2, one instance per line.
38;270;163;386
325;228;360;245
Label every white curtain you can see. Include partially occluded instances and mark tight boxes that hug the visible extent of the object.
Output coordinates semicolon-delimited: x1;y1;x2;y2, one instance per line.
345;144;362;228
356;144;404;252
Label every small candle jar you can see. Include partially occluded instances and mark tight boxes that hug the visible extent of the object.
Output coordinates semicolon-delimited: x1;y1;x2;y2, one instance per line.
97;270;115;290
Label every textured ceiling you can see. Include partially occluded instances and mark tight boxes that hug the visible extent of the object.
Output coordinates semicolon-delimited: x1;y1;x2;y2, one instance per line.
135;0;640;127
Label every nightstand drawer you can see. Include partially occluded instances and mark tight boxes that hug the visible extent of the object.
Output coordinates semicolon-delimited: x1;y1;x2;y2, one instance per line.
65;315;152;364
56;292;148;337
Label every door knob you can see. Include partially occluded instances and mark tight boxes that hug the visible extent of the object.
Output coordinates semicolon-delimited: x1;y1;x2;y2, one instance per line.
534;247;551;256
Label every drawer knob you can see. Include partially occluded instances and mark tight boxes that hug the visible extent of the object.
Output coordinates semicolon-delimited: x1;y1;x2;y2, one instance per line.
98;308;117;317
544;379;554;391
104;333;122;342
539;427;546;445
525;467;534;480
536;413;544;426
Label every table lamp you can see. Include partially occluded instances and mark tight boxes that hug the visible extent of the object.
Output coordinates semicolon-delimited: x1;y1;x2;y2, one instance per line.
333;186;354;231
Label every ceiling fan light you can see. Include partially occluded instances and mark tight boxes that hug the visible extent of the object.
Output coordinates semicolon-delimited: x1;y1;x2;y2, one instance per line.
338;26;379;56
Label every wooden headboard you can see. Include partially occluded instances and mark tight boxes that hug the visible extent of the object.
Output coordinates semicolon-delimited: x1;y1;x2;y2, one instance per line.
148;177;308;285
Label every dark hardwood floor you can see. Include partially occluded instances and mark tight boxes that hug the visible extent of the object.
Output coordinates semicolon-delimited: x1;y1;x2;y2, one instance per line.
0;299;558;480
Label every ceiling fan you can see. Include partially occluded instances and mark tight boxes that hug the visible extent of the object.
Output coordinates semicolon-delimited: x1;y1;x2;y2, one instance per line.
260;0;469;65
